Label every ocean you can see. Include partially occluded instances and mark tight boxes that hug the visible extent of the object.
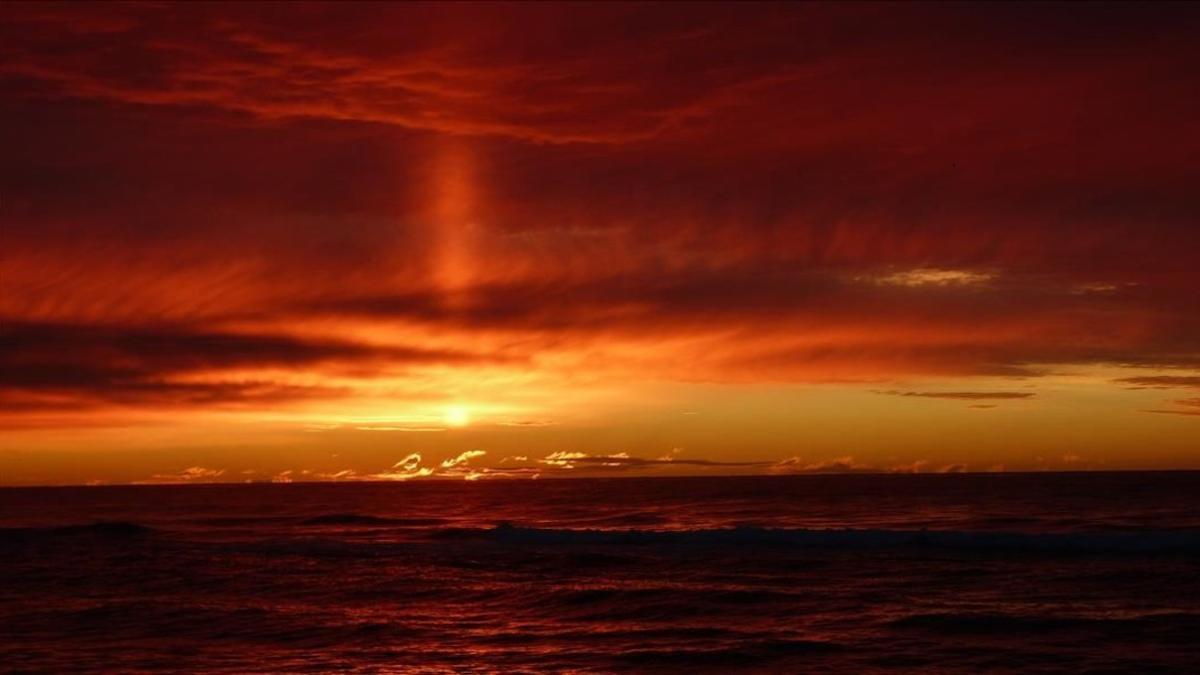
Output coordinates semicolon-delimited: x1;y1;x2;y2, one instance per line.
2;473;1200;673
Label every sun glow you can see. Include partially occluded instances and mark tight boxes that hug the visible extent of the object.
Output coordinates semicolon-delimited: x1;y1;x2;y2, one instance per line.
444;406;471;428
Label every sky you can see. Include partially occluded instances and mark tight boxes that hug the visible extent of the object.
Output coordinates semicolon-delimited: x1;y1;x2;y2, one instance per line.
1;1;1199;485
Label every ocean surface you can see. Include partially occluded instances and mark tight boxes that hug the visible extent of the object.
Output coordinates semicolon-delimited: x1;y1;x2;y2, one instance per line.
3;472;1200;673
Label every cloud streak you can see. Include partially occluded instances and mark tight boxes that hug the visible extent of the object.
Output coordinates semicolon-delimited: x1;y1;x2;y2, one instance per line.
1115;376;1200;390
0;320;505;411
874;390;1036;401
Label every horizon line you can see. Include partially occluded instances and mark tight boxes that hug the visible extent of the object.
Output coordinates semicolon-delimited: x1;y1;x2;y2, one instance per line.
5;468;1200;490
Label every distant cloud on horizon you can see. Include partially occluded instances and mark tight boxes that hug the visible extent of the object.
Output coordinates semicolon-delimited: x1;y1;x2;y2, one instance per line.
873;390;1036;401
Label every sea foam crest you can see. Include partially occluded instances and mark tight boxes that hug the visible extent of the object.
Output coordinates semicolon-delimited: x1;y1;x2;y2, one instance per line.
485;523;1200;553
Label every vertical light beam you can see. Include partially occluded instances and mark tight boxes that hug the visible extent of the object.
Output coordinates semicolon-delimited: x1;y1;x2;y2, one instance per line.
428;137;477;306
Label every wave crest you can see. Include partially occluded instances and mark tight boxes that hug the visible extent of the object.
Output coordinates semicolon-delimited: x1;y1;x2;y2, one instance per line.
482;524;1200;553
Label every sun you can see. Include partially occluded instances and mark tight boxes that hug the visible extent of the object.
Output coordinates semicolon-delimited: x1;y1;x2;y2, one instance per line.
444;405;470;428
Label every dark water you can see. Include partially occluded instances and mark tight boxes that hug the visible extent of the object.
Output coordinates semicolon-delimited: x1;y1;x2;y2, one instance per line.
3;473;1200;673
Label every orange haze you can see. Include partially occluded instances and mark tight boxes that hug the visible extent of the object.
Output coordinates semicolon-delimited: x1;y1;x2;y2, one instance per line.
2;2;1199;485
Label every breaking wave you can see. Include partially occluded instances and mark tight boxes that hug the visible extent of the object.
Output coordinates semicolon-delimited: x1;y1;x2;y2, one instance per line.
889;611;1200;634
479;523;1200;553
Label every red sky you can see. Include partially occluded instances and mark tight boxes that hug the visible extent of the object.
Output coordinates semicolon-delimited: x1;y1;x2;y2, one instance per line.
2;2;1198;485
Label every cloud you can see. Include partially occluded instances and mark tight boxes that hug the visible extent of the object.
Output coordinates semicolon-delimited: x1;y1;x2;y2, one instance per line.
293;264;1200;382
1141;398;1200;418
120;451;981;486
874;390;1036;401
147;466;225;483
538;451;767;472
393;453;422;471
0;3;805;145
771;456;878;474
496;419;558;427
5;2;1198;160
355;426;447;432
441;449;486;469
361;453;436;481
891;460;931;474
868;268;994;288
0;320;502;411
372;467;435;481
773;457;970;474
1115;376;1200;389
540;451;588;468
1116;375;1200;417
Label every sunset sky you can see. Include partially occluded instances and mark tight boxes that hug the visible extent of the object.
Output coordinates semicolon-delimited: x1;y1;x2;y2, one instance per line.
2;1;1198;485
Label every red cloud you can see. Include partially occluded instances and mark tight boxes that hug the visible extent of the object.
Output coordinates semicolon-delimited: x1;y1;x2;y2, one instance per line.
1;2;1198;428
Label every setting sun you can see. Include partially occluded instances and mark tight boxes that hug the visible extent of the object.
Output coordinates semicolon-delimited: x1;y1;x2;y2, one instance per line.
444;406;471;428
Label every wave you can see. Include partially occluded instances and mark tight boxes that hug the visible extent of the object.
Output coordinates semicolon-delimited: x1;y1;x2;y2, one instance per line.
298;513;446;527
0;521;155;543
611;639;845;667
889;611;1200;634
8;519;1200;554
192;516;299;526
479;523;1200;553
192;513;449;527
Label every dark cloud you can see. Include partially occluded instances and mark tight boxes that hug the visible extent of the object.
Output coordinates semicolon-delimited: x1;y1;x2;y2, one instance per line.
1141;408;1200;418
1116;377;1200;418
1115;376;1200;389
297;268;1200;379
3;2;1197;150
0;379;348;413
1140;398;1200;418
0;320;503;410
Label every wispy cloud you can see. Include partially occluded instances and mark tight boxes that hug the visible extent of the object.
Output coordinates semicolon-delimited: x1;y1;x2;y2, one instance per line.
355;426;447;432
145;466;226;484
874;390;1035;401
539;451;766;471
1116;376;1200;390
771;456;878;474
868;268;994;288
0;320;501;412
773;456;972;474
441;450;487;469
367;452;436;481
1118;374;1200;418
1141;398;1200;418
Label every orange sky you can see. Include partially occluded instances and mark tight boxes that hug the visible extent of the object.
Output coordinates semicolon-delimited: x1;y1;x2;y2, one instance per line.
2;2;1199;485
